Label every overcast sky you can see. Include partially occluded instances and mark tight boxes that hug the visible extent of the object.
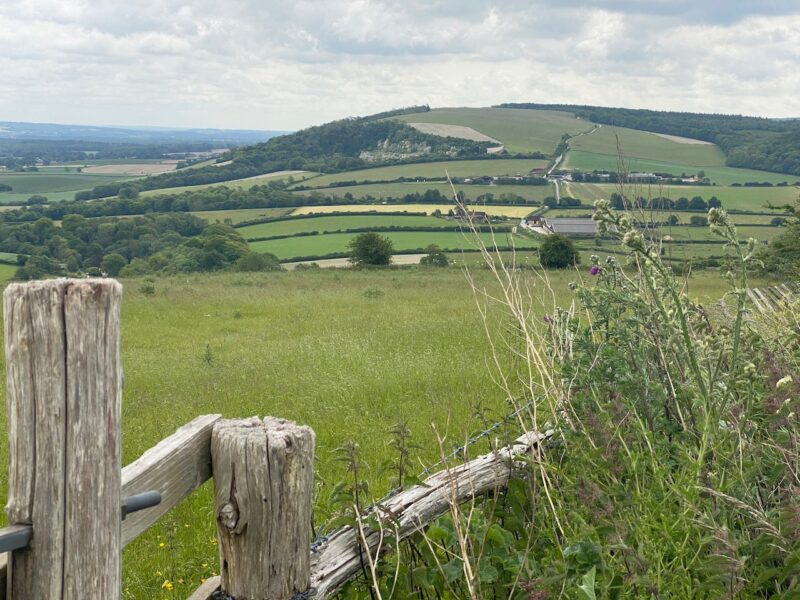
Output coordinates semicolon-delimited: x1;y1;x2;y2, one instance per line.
2;0;799;131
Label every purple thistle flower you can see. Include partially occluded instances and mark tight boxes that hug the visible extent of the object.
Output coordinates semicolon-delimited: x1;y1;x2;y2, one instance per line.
590;265;600;276
543;314;552;323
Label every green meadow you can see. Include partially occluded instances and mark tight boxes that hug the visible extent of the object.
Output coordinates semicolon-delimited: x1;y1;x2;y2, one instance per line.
394;107;590;154
237;214;463;239
563;151;799;186
250;230;536;259
294;159;550;188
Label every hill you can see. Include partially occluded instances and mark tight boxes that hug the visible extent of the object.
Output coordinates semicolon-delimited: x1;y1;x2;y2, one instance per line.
498;102;800;176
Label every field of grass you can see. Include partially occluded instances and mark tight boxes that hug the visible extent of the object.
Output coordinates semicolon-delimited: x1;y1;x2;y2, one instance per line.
570;124;726;167
394;107;591;154
250;230;537;259
190;208;295;224
294;181;554;202
141;171;317;197
294;159;550;188
0;172;134;203
291;203;540;218
543;207;784;225
238;214;459;239
563;151;799;186
563;181;800;210
0;264;16;281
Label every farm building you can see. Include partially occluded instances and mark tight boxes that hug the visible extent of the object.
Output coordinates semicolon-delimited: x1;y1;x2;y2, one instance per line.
542;217;597;235
453;207;490;222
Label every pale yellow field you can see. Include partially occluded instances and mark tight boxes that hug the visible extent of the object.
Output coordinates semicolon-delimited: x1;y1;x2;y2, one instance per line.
290;203;537;218
81;162;179;175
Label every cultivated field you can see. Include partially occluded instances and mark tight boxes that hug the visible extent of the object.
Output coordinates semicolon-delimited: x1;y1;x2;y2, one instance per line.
394;107;591;154
81;162;179;175
563;181;800;210
250;230;536;260
294;159;549;188
0;171;135;203
406;122;501;143
563;151;799;186
294;181;555;202
569;124;726;167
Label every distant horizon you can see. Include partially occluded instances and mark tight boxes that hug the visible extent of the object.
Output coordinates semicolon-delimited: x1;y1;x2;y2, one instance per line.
2;1;799;131
3;101;799;134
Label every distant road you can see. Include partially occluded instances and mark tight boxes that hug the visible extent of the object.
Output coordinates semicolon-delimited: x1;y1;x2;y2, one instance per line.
283;253;427;270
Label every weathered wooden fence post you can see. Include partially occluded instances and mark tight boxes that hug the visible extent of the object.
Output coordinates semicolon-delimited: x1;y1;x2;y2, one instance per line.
4;279;122;599
212;417;315;600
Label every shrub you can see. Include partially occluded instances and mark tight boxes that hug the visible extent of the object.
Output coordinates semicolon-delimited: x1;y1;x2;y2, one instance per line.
348;232;393;266
234;252;281;272
539;234;580;268
419;244;449;267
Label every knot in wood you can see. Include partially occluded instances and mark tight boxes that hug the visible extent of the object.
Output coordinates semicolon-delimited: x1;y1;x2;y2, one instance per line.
219;502;238;531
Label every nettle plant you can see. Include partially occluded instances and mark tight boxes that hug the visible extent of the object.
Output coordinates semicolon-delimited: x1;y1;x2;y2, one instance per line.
529;202;800;598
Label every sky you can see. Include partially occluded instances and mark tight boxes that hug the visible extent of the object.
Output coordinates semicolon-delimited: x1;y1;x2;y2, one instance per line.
1;0;799;131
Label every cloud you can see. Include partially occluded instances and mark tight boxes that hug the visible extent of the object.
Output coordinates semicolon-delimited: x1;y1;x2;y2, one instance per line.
0;0;798;129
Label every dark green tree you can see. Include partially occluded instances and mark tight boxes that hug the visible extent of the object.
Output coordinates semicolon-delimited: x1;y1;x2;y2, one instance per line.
539;235;580;269
419;244;449;267
348;232;393;266
101;253;127;276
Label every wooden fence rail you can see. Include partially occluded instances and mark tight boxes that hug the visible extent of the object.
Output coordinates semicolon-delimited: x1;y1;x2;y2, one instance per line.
0;278;547;600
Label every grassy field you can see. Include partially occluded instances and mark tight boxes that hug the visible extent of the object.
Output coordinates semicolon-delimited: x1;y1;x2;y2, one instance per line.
294;159;550;188
294;181;554;202
0;264;16;281
291;203;540;218
563;181;800;210
569;124;726;167
0;263;771;598
394;107;590;154
141;171;316;197
237;214;461;239
250;230;537;259
0;172;134;203
190;208;295;224
563;151;799;186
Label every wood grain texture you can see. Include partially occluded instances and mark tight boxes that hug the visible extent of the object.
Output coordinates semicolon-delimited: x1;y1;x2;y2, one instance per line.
212;417;315;600
121;414;222;547
3;279;122;600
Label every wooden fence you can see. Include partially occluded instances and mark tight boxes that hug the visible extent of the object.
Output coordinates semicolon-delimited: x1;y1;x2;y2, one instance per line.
746;283;798;314
0;278;548;600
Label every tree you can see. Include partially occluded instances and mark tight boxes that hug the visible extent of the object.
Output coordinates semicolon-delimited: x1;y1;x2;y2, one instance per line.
348;233;393;266
771;217;787;227
101;253;127;276
688;196;707;211
539;235;580;269
667;215;680;226
419;244;449;267
707;196;722;208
